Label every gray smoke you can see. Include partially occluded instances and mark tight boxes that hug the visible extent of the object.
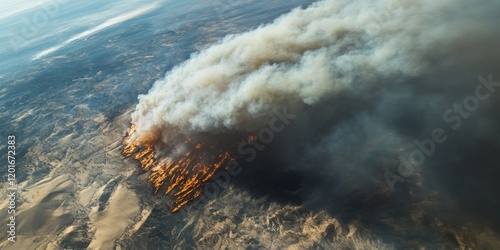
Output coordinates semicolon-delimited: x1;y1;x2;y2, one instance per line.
130;0;500;248
132;0;423;142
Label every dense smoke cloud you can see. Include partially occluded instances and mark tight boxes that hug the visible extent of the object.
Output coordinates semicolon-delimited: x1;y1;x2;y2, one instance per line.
132;0;418;141
129;0;500;247
131;0;500;143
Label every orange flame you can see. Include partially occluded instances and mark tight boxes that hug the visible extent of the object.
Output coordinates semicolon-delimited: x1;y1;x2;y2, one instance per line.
123;124;235;212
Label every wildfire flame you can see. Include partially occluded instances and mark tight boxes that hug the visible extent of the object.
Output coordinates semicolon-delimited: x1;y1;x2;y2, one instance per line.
123;124;235;212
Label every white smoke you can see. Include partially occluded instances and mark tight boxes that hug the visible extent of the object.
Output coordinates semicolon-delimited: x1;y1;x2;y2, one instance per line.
130;0;449;144
131;0;500;145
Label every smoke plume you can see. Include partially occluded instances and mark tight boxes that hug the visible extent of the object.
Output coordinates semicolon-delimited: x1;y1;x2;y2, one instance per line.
126;0;500;247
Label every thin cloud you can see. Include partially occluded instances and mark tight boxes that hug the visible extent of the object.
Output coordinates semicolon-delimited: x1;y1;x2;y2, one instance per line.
32;2;160;60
